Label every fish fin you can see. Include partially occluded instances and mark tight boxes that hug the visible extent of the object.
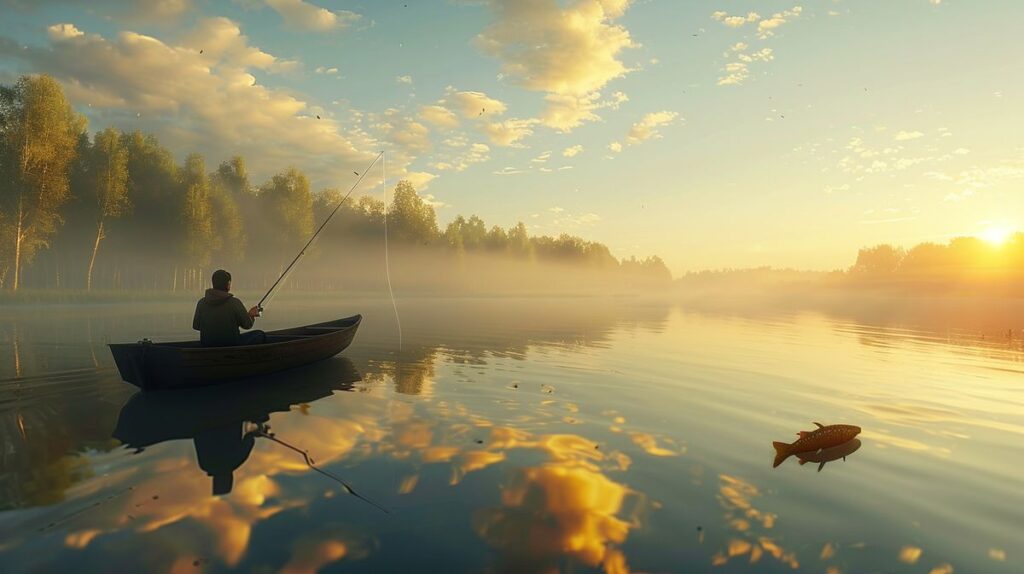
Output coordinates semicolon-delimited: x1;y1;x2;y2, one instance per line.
818;462;825;472
797;431;810;438
813;422;824;428
842;456;846;461
772;441;793;468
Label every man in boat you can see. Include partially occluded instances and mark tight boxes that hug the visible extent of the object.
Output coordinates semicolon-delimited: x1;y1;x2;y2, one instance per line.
193;269;266;346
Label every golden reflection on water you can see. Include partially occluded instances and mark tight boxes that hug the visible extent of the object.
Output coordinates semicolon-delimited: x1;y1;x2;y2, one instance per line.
712;474;797;569
474;464;635;574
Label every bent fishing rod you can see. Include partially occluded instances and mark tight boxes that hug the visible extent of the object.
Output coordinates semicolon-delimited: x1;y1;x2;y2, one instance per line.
256;151;384;314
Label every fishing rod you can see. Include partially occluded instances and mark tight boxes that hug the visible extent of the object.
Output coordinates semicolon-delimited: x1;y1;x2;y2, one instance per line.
255;425;390;514
256;151;385;313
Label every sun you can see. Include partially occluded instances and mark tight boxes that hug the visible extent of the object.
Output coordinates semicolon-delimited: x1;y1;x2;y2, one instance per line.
979;225;1013;246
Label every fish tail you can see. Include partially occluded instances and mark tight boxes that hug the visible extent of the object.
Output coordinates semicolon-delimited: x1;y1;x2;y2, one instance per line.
772;441;793;468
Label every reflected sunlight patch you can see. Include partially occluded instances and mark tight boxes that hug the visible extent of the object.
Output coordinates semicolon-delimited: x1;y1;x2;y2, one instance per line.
898;545;923;564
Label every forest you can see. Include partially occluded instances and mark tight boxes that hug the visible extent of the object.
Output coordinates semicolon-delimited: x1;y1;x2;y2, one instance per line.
0;75;671;294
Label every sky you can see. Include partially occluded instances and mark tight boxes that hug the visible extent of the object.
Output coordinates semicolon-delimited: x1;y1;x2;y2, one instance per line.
1;0;1022;274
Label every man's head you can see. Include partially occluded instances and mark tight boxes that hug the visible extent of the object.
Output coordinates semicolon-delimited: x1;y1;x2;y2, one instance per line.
212;269;232;292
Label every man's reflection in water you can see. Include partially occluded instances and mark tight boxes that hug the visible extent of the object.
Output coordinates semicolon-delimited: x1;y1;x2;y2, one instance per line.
193;419;265;495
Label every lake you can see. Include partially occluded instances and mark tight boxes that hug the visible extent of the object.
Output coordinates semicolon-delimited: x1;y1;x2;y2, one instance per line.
1;296;1021;573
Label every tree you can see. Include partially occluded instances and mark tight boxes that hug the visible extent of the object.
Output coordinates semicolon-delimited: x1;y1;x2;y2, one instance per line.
388;180;439;244
209;158;248;262
260;167;314;258
507;221;533;259
850;244;904;276
0;75;86;290
85;128;130;290
180;153;214;267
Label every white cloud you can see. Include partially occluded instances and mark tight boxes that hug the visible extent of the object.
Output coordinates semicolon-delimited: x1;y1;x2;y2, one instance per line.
757;6;802;39
444;88;507;118
625;111;679;145
493;166;524;176
264;0;361;32
711;11;761;28
1;19;378;187
475;0;636;132
607;141;623;153
563;145;584;158
182;17;299;72
894;130;924;141
717;47;773;86
482;118;539;147
541;90;628;132
314;66;339;75
430;142;491;172
418;105;460;129
396;75;413;84
531;151;552;163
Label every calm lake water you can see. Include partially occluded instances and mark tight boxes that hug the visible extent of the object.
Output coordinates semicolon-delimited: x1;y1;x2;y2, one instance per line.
1;296;1021;573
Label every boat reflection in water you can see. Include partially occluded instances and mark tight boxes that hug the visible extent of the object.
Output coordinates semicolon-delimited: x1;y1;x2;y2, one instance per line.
795;438;862;472
112;358;362;495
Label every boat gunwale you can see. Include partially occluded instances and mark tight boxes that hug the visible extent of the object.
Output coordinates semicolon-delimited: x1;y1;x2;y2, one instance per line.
106;315;362;352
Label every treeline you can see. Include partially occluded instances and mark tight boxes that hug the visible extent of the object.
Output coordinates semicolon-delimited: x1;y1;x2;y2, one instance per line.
843;235;1024;293
0;75;670;292
674;235;1024;297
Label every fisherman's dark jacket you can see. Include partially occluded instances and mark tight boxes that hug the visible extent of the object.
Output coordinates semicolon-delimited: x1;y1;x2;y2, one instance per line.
192;289;255;346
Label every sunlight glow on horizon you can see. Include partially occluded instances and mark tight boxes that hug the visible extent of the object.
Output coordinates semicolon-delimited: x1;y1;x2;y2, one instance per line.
979;225;1015;247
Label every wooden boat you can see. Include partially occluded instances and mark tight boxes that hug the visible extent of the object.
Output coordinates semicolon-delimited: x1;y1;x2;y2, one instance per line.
113;357;361;448
108;315;362;391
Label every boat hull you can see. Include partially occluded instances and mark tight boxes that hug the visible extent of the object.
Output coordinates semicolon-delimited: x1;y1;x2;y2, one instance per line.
108;315;361;391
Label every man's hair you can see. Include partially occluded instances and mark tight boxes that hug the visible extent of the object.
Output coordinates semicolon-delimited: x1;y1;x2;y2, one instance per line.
212;269;232;291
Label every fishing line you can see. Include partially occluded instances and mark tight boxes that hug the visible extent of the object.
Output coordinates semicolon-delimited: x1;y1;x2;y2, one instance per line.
382;151;403;351
258;152;384;311
257;428;390;514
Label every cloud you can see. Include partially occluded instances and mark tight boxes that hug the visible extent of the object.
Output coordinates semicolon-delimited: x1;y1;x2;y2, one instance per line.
541;90;628;132
563;145;584;157
0;20;377;187
894;130;924;141
475;0;636;132
264;0;361;32
181;17;300;72
443;88;508;118
717;47;773;86
482;118;539;147
315;66;339;75
627;110;678;143
531;151;552;164
711;11;761;28
396;75;413;84
493;166;524;176
431;142;491;172
5;0;195;22
418;105;460;129
757;6;802;39
608;111;679;151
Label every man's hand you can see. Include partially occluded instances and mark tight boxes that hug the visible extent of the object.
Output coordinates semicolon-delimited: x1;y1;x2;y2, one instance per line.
248;306;260;319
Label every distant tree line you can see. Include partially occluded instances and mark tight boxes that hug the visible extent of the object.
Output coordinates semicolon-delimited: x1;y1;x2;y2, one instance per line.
844;236;1024;292
0;75;671;292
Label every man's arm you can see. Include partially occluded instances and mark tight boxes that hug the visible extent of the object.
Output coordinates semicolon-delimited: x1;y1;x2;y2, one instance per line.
193;301;202;331
235;299;255;330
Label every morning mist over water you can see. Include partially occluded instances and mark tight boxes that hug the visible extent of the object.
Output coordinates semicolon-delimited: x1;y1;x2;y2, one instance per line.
2;1;1023;573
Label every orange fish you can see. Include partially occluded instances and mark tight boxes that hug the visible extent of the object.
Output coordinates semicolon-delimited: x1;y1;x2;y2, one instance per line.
796;438;861;472
772;422;861;468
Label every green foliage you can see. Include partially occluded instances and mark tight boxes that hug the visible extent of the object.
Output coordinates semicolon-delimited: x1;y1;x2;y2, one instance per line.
260;167;314;252
91;128;130;220
181;153;214;266
0;75;670;290
388;180;439;244
0;75;86;289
